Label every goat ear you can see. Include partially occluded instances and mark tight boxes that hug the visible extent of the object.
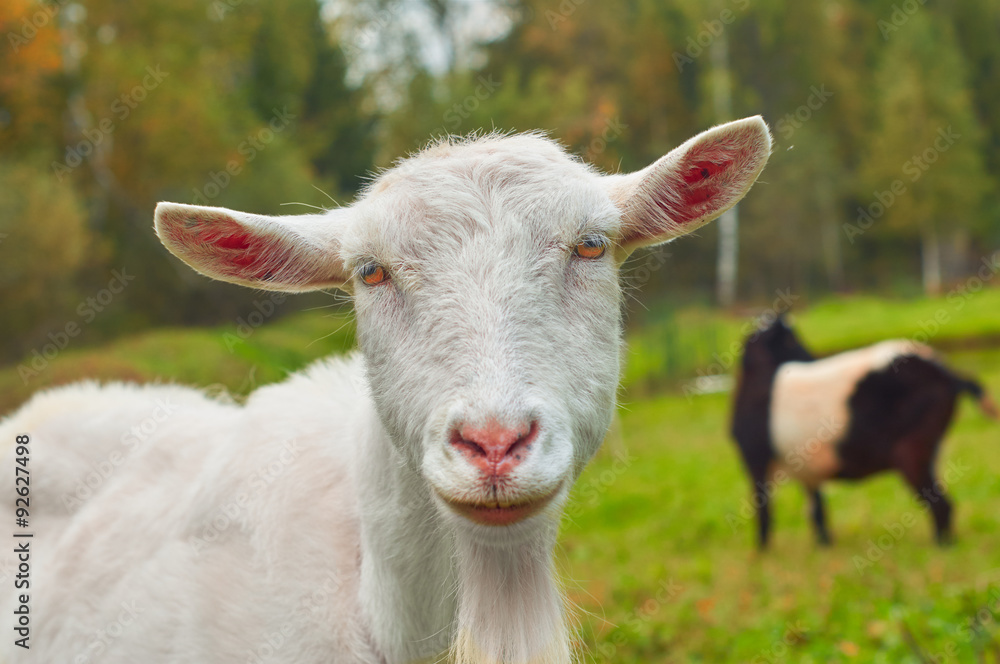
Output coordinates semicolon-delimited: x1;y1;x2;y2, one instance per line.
605;116;771;252
154;202;350;292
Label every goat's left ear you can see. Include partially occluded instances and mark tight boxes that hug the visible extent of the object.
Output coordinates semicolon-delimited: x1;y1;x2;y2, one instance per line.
154;202;351;292
604;115;771;253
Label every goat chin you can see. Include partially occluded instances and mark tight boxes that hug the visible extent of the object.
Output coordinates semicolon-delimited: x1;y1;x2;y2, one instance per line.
451;634;572;664
449;527;573;664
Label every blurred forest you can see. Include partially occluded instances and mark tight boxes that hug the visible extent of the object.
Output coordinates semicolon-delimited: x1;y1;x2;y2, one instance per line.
1;0;998;364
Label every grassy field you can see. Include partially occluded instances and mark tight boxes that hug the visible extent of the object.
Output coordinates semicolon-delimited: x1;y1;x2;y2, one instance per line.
2;290;999;661
565;363;1000;662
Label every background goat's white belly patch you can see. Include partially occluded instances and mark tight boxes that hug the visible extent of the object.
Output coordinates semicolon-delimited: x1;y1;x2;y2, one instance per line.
768;341;929;481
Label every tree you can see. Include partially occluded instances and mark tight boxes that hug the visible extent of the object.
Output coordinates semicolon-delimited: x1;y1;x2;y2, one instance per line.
0;159;102;361
859;13;990;295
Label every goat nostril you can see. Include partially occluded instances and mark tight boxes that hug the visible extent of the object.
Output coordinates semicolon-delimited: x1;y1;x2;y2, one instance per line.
451;420;538;470
451;434;488;459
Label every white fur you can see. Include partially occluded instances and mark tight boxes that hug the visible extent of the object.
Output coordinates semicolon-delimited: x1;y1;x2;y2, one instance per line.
1;118;771;663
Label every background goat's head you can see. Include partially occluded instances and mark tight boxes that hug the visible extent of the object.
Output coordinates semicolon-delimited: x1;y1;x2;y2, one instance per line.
155;118;770;542
744;313;816;372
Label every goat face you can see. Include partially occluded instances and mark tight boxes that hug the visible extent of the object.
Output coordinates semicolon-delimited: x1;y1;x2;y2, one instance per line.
154;119;772;539
345;138;623;535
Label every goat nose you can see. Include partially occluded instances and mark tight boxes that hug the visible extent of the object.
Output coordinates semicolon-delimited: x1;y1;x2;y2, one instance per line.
451;421;538;475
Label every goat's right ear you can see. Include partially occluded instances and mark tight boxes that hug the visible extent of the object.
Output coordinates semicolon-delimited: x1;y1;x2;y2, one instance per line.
604;116;771;255
154;202;351;292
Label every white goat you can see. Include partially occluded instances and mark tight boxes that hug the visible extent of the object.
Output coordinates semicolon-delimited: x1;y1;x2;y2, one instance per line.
1;119;771;663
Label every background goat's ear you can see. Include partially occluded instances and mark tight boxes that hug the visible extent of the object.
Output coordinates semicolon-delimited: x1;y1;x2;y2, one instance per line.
605;115;771;253
154;202;350;292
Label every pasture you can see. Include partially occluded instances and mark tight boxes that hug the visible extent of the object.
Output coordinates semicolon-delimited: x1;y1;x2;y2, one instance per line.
2;288;998;662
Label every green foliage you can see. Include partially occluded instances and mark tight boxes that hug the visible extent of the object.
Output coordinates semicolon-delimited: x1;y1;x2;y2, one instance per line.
0;158;104;358
374;0;1000;301
0;0;378;362
3;0;1000;358
860;13;990;238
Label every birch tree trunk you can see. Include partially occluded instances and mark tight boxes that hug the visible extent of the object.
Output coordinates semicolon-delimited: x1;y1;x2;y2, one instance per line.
921;226;943;296
710;18;738;308
818;177;846;291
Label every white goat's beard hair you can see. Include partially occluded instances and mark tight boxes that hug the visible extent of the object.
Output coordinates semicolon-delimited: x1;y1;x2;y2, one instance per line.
450;525;572;664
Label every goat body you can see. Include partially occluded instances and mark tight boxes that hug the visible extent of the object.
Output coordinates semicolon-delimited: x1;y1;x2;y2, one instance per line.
2;120;772;663
732;317;996;548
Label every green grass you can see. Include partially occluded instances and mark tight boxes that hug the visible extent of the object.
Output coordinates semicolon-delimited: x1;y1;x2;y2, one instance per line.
2;290;999;661
563;375;1000;662
624;288;1000;395
0;309;356;414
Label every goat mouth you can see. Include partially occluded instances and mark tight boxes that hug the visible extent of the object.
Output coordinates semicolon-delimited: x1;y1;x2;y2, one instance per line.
438;484;562;526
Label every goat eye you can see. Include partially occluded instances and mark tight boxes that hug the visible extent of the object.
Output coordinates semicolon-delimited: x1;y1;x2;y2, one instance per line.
359;263;389;286
574;237;607;259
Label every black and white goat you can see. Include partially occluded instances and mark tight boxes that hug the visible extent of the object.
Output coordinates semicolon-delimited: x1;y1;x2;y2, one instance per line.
731;316;997;548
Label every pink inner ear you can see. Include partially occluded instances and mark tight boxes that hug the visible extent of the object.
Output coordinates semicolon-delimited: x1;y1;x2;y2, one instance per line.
199;227;267;272
167;212;283;282
206;231;253;251
681;160;731;185
621;119;768;246
677;159;732;211
654;157;734;225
